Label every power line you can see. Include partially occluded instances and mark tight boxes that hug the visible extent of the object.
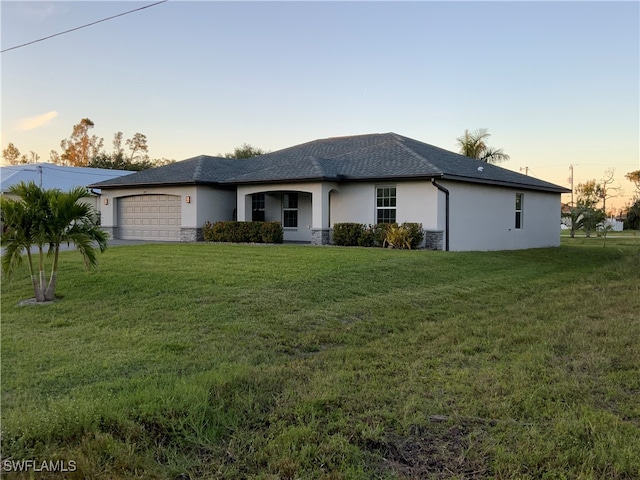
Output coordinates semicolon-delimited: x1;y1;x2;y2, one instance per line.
1;0;168;54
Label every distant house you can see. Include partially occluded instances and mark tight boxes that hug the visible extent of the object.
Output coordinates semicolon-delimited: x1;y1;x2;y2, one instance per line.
1;163;132;210
90;133;570;251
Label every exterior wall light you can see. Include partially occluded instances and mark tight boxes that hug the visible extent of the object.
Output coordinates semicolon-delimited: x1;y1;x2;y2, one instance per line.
104;198;109;205
186;196;191;204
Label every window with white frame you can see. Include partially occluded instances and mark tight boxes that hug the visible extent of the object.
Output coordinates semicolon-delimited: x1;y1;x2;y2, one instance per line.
376;186;397;224
283;193;298;228
515;193;524;229
252;193;265;221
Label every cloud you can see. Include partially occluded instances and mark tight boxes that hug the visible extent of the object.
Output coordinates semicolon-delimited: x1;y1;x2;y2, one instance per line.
18;111;58;131
18;2;57;22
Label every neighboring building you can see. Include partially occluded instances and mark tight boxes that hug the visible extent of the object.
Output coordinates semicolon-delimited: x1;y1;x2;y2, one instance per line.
1;163;132;210
90;133;570;251
603;218;624;232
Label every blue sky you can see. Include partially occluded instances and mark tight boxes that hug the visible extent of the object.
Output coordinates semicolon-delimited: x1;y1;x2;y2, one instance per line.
2;1;639;210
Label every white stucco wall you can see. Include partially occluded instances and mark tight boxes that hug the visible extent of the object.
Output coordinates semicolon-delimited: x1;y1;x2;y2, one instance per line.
98;180;562;249
330;181;440;228
195;187;236;227
98;185;235;233
442;181;562;251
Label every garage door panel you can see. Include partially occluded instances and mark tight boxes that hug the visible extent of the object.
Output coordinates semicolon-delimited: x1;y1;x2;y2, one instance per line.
118;195;181;240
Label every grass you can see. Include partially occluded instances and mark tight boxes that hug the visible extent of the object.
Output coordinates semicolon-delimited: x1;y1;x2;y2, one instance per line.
1;237;639;479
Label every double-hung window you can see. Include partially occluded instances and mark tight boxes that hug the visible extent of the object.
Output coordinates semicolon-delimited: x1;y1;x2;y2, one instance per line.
252;193;265;221
376;186;396;224
283;193;298;228
515;193;524;229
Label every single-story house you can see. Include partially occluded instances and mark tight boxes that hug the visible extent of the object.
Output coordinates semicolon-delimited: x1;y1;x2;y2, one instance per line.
89;133;570;251
1;163;132;210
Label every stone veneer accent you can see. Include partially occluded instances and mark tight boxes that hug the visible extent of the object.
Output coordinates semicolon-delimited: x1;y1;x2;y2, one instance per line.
311;228;332;245
101;226;118;240
180;227;203;242
424;230;444;251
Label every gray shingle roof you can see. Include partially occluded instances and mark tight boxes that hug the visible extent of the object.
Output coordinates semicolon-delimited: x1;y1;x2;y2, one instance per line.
90;133;570;193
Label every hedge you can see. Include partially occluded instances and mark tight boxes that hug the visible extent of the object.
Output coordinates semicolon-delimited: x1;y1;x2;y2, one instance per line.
202;221;283;244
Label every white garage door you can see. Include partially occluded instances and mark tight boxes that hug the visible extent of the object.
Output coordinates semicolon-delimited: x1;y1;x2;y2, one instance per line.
118;195;181;240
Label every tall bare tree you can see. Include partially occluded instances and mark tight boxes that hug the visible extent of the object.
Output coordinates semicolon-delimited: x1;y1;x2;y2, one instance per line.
126;132;149;163
112;131;125;156
59;118;104;166
598;168;621;215
2;143;23;165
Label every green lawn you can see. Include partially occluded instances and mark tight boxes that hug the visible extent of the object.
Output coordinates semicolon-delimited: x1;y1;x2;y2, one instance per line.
1;238;639;479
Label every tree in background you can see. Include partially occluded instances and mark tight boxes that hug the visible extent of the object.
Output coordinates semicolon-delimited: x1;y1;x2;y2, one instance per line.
622;170;640;230
86;132;154;171
2;143;40;165
49;150;61;164
126;132;149;163
2;143;23;164
598;168;621;215
1;181;107;302
41;121;165;171
456;128;510;164
568;180;607;237
626;170;640;196
58;118;104;167
225;143;267;159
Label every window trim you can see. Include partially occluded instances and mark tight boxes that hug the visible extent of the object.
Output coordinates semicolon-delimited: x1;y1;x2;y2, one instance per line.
283;192;298;229
376;185;397;224
515;193;524;229
251;193;265;222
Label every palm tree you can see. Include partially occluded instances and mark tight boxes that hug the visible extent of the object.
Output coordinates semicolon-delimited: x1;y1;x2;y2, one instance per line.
1;181;108;302
456;128;511;164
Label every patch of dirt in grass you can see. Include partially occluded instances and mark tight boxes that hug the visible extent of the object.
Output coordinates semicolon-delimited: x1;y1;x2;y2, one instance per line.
371;422;491;479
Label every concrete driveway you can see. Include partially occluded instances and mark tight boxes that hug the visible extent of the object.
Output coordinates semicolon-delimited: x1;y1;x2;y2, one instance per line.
1;239;175;256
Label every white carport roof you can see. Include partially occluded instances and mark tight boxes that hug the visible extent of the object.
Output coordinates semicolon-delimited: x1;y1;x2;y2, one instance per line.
1;163;133;194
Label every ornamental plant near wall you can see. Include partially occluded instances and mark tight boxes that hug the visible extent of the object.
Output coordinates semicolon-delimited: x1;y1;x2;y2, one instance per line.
332;222;424;249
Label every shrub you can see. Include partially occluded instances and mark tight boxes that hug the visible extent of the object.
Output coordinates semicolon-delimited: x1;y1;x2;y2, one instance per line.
202;221;283;244
402;222;424;249
332;223;366;246
332;222;424;248
357;227;376;247
261;222;284;243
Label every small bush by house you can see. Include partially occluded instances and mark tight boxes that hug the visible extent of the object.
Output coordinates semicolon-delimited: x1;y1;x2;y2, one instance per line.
203;221;283;244
332;222;424;249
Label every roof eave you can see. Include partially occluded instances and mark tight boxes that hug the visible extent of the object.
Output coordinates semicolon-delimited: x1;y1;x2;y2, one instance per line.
441;174;571;193
88;180;224;189
222;176;329;185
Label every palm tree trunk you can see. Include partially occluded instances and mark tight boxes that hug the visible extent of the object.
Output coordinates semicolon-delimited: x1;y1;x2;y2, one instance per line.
44;245;60;301
26;248;45;302
37;245;47;299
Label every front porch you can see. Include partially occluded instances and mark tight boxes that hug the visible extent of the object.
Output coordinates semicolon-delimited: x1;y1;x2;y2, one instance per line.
236;183;336;244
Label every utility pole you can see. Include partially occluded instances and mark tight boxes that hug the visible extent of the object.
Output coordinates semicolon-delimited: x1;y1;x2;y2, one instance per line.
569;164;574;206
520;166;529;176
